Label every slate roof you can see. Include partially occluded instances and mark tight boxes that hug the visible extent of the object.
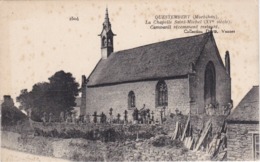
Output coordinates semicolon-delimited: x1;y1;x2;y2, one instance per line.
227;86;259;122
87;32;213;86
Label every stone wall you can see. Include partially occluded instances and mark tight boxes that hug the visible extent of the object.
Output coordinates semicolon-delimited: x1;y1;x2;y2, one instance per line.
190;35;232;114
1;131;54;156
1;131;211;161
124;140;211;161
85;78;190;120
227;123;259;161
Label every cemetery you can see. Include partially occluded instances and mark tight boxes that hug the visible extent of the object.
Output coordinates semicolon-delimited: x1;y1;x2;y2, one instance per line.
2;105;228;161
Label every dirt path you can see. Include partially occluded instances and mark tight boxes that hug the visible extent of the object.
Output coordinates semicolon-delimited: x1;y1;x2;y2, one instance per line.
1;148;71;162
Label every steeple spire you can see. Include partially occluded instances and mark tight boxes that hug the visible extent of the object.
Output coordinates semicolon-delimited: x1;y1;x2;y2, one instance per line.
99;7;116;59
103;7;111;31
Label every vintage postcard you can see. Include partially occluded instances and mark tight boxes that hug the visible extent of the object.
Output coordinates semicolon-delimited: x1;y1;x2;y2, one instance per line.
0;0;259;161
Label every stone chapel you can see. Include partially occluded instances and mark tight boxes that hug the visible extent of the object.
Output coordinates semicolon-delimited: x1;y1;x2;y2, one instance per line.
80;9;232;121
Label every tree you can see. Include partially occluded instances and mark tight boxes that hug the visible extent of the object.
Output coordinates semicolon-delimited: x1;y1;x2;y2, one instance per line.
16;89;33;113
46;71;79;120
29;82;51;121
16;70;80;121
2;95;27;126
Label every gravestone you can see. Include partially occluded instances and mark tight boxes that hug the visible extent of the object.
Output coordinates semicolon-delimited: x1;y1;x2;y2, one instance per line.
133;108;139;124
124;110;128;124
109;108;113;123
49;112;53;123
60;111;64;122
42;112;47;124
72;113;76;123
100;112;107;123
117;113;121;124
151;111;154;124
93;111;98;123
84;114;90;123
147;109;150;124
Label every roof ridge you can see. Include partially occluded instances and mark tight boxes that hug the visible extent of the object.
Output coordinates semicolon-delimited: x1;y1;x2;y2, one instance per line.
111;32;211;55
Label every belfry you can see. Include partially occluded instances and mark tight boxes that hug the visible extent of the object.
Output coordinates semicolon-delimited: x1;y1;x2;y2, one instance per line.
98;8;116;59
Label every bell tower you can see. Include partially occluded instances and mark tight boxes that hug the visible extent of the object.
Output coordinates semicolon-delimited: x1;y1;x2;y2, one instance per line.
99;8;116;59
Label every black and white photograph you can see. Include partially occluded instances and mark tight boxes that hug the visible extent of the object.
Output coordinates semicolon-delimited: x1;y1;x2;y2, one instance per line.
0;0;259;161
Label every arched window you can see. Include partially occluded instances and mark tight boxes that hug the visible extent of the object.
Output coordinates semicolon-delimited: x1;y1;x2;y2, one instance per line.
108;38;112;46
204;61;216;107
128;91;135;109
156;80;168;107
102;36;106;47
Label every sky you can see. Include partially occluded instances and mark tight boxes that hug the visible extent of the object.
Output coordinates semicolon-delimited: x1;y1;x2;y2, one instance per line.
0;0;258;107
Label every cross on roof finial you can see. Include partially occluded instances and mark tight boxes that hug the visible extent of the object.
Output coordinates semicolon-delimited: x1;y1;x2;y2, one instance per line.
210;27;213;32
106;6;108;17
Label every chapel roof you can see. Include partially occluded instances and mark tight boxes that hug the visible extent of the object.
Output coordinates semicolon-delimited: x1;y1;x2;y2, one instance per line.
87;32;214;86
227;86;259;123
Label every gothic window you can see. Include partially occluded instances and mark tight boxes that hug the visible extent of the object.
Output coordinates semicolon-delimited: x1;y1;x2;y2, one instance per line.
254;134;259;160
204;61;216;107
156;80;168;107
128;91;135;109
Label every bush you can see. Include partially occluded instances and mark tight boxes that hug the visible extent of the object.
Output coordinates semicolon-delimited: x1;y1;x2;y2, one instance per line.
102;128;117;142
152;135;172;147
169;139;185;149
151;135;185;148
32;123;157;142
